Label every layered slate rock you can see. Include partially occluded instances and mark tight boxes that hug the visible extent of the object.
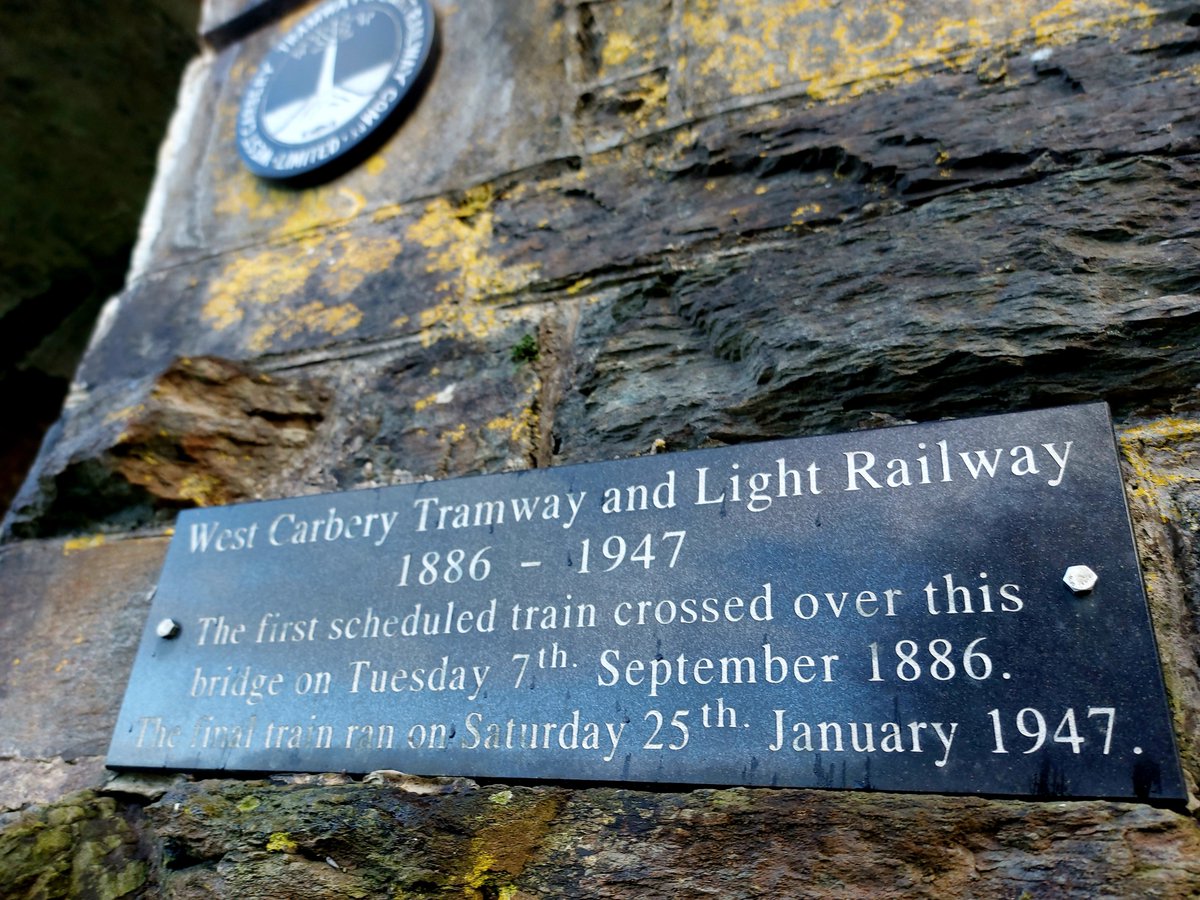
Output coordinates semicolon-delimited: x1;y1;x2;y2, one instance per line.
5;358;332;537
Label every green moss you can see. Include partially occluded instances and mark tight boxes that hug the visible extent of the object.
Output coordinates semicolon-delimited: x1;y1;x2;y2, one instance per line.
510;333;539;364
0;790;148;899
706;787;756;811
237;795;262;813
100;861;149;897
33;822;75;857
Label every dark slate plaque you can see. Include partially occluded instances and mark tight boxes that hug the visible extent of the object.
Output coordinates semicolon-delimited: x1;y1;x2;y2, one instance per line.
108;403;1186;801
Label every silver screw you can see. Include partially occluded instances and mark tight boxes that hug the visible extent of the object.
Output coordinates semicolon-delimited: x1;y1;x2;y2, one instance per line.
156;618;181;639
1063;565;1099;595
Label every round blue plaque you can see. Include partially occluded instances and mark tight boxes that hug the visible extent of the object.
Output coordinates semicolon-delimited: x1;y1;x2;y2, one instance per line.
236;0;436;180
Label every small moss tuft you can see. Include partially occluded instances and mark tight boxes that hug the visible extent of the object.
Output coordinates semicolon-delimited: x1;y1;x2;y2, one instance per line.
510;334;539;364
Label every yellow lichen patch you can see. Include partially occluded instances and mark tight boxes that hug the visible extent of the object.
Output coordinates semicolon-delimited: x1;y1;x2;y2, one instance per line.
1119;417;1200;519
418;301;500;346
372;202;405;224
63;534;106;556
202;238;320;331
176;473;225;507
462;851;518;900
440;423;468;451
486;408;536;446
213;172;282;222
601;30;638;69
266;832;298;853
407;186;539;303
830;2;906;58
681;0;1160;104
249;301;363;353
322;231;403;297
405;186;540;345
792;201;823;220
458;793;560;898
631;71;671;129
566;277;593;295
215;173;365;234
1121;443;1181;519
365;154;388;176
204;225;400;352
282;187;365;236
1120;416;1200;453
1031;0;1154;46
414;384;457;412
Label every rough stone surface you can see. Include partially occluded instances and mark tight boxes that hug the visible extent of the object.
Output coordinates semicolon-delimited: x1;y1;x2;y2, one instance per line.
0;791;148;900
14;6;1199;530
1119;420;1200;783
0;536;166;759
140;782;1200;898
74;7;1200;386
0;758;110;819
4;358;332;538
3;0;1200;896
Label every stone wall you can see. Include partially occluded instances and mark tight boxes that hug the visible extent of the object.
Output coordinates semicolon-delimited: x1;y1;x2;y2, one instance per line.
2;0;1200;896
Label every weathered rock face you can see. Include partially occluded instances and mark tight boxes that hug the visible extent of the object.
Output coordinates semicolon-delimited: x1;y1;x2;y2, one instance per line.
143;780;1200;898
2;0;1200;896
5;357;332;538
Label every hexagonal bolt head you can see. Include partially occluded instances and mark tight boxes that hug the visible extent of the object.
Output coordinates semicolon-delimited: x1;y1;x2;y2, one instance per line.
1063;565;1099;595
156;618;181;639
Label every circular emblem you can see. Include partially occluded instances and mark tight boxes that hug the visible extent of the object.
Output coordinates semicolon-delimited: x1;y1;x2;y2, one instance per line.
237;0;436;180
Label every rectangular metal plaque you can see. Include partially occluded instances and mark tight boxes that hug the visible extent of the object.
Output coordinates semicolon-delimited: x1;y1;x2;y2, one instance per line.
108;403;1186;800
